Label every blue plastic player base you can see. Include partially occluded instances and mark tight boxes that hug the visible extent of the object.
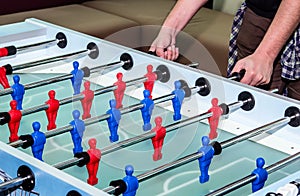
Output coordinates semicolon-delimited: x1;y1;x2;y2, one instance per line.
251;157;268;192
31;121;46;161
11;75;25;110
69;110;85;155
198;136;214;184
70;61;84;95
140;90;154;131
123;165;139;196
106;99;121;142
171;81;185;121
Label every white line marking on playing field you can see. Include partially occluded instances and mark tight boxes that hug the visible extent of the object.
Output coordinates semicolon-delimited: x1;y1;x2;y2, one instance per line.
157;157;253;196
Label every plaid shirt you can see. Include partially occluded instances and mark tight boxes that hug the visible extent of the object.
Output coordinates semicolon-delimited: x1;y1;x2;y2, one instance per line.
228;2;300;80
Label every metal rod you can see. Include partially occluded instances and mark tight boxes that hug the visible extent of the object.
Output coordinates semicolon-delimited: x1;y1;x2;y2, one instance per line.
101;131;155;155
102;186;117;194
103;112;293;194
103;152;203;194
25;74;72;89
0;60;129;97
89;60;124;72
0;88;13;96
21;104;49;116
94;85;117;96
5;77;156;146
137;108;291;181
120;103;144;115
14;76;148;116
53;103;205;170
52;111;213;171
9;88;179;148
206;175;256;196
166;111;212;131
186;62;200;68
0;38;59;58
19;93;84;116
153;94;175;104
16;39;58;53
227;101;244;113
12;49;89;71
59;94;85;106
269;88;279;93
44;114;110;139
125;76;147;87
8;140;25;148
266;152;300;175
0;176;30;192
93;76;147;96
220;117;291;149
227;76;238;81
44;125;74;139
101;113;214;191
138;152;203;182
52;157;84;170
8;124;73;148
102;111;213;155
0;74;72;97
191;86;201;94
206;152;300;196
10;101;146;147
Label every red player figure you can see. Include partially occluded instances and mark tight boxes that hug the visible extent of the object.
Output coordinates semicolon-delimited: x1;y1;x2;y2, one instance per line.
207;98;223;139
0;67;10;88
8;100;22;142
86;138;101;185
151;116;166;161
45;90;60;130
113;72;126;109
143;65;157;99
80;81;94;119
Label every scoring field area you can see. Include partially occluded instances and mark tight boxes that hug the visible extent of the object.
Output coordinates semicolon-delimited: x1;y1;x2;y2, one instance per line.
0;71;299;196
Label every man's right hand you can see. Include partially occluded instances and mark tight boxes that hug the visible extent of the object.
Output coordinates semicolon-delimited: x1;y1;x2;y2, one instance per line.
149;27;179;61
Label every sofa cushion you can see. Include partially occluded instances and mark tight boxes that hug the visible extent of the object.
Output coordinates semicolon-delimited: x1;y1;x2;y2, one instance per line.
183;8;234;76
0;5;139;39
84;0;233;76
0;0;88;15
83;0;177;25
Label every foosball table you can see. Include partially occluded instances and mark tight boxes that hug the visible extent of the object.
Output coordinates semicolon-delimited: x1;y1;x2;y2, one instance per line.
0;18;299;196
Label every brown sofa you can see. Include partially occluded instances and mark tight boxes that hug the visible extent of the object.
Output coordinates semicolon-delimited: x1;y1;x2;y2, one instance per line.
0;0;235;76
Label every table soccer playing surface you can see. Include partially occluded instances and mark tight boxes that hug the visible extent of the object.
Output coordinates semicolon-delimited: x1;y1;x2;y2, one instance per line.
0;72;299;196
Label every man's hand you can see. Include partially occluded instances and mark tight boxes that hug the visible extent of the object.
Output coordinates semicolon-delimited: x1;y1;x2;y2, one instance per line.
149;27;179;60
231;52;274;86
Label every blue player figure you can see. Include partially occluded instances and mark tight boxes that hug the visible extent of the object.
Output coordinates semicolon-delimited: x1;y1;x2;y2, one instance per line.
11;75;25;110
123;165;139;196
171;80;185;121
251;157;268;192
198;136;214;183
69;110;85;154
140;89;154;131
31;121;46;161
70;61;84;95
106;99;121;142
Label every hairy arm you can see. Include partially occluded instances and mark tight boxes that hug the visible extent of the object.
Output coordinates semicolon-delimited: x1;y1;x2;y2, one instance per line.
256;0;300;61
150;0;208;59
162;0;209;36
233;0;300;85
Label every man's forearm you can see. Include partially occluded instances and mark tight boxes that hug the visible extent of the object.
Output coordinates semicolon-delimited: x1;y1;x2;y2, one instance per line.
255;0;300;61
162;0;208;36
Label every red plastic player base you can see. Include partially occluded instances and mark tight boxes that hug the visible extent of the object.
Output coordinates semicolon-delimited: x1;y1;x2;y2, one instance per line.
87;177;98;186
151;116;166;161
207;98;223;140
